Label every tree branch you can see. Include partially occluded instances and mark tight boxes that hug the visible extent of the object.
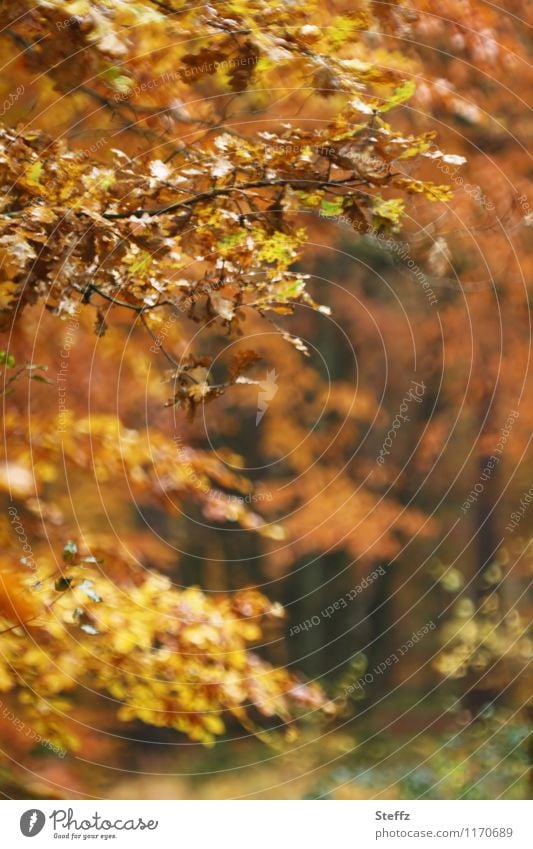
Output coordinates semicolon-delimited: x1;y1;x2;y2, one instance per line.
70;282;175;313
103;176;368;220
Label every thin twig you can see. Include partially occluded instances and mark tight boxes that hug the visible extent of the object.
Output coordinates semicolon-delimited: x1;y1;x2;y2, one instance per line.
138;311;183;369
0;366;28;397
70;282;173;313
102;176;367;219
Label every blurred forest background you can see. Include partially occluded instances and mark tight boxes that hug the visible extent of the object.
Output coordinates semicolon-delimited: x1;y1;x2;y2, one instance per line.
0;0;531;800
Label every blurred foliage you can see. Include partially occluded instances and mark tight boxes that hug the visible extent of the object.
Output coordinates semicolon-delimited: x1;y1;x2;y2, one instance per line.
0;0;531;800
314;708;531;801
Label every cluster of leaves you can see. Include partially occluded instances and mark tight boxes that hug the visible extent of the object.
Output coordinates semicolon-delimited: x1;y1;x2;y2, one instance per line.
405;0;533;694
312;707;530;800
1;400;284;534
0;0;458;769
433;557;531;688
1;0;453;411
0;351;51;396
0;540;326;748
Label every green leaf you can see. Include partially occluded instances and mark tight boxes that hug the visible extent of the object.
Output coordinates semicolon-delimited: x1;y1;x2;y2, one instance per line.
128;251;152;276
381;80;416;113
0;351;15;368
327;14;367;47
296;190;324;208
371;196;405;232
216;229;248;254
103;65;132;94
257;231;303;267
30;374;53;384
320;198;344;217
25;161;43;185
272;277;306;301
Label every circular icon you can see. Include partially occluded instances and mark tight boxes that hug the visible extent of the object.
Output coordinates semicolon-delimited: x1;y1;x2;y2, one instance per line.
20;810;46;837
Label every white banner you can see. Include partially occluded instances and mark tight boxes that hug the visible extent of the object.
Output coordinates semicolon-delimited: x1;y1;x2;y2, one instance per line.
1;800;531;848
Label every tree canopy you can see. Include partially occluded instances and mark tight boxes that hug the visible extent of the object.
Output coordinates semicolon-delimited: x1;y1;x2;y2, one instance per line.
0;0;531;800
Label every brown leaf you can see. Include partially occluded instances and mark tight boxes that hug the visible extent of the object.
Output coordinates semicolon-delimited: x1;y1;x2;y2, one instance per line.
343;199;369;235
229;349;261;381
